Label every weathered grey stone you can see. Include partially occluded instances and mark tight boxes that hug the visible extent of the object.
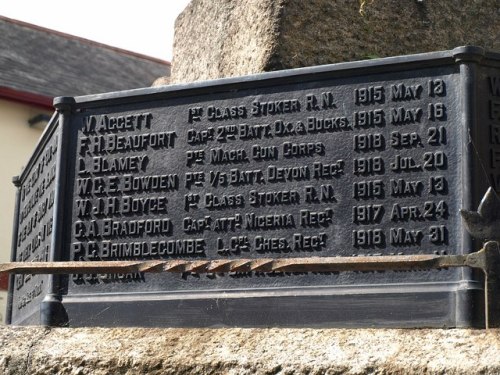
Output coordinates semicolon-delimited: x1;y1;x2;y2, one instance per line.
171;0;500;83
151;76;171;86
171;0;284;83
1;326;500;374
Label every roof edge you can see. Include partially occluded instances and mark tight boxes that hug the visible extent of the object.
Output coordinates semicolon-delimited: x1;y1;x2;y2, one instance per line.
0;15;171;66
0;86;53;110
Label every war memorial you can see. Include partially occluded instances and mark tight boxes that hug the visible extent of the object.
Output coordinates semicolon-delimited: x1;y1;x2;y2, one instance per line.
1;0;500;373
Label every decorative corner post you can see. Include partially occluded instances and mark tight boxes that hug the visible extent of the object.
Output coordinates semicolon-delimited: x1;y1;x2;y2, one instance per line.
453;46;485;245
453;46;486;326
40;97;75;327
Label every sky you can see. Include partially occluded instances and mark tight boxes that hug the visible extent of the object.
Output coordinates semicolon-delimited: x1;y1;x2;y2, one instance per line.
0;0;192;62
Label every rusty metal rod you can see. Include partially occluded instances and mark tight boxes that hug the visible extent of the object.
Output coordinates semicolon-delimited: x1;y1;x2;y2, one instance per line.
0;247;489;275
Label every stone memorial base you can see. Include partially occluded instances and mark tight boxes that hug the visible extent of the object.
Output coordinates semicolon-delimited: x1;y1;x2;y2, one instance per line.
171;0;500;83
1;326;500;374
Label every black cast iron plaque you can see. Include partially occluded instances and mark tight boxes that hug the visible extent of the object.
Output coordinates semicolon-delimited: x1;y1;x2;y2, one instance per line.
8;47;500;327
8;115;59;325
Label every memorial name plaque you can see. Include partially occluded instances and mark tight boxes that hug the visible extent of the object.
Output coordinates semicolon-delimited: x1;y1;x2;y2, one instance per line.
8;114;60;325
8;47;500;327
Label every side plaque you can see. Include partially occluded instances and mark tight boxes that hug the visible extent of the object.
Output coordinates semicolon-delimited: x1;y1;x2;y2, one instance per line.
9;118;59;324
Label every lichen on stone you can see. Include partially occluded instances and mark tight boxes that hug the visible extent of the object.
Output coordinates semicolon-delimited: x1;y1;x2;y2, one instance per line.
359;0;374;15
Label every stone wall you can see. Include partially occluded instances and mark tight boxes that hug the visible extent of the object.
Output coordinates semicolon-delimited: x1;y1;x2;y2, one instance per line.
172;0;500;83
1;326;500;374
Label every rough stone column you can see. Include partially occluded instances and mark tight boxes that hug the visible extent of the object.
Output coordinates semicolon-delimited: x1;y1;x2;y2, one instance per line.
171;0;500;83
172;0;285;83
